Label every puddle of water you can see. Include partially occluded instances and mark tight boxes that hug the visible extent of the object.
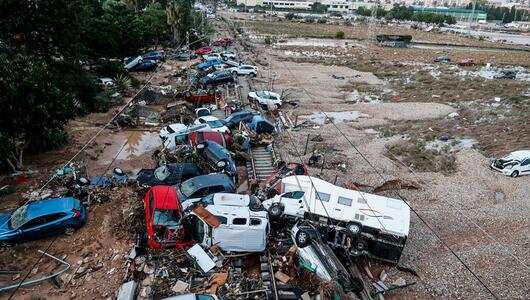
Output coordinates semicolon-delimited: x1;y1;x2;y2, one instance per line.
302;111;369;125
495;191;505;204
117;131;161;161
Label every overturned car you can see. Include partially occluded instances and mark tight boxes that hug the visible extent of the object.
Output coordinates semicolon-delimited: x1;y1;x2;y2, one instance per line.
263;175;410;264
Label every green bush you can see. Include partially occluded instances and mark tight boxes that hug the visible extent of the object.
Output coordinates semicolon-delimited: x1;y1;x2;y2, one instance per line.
335;31;345;39
285;12;295;20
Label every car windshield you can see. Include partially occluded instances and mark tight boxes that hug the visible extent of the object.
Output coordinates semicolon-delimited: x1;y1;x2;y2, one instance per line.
166;126;175;134
153;209;181;226
9;205;29;229
256;91;266;97
179;179;198;198
207;120;224;128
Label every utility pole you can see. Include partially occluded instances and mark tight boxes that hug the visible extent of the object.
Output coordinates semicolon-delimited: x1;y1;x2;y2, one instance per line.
467;0;476;36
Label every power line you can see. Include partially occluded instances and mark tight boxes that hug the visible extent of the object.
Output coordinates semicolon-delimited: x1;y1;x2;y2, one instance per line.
277;59;499;299
0;59;168;230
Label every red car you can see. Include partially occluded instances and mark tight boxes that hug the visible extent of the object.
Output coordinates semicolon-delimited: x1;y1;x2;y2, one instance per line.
144;186;192;249
183;89;220;103
194;46;212;55
261;162;308;197
213;38;233;46
188;131;233;149
458;58;476;67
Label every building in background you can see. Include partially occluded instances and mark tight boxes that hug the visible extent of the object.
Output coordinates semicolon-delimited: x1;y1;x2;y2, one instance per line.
413;7;487;22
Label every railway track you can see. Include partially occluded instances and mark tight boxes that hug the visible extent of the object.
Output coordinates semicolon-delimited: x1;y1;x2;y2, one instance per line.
247;146;277;182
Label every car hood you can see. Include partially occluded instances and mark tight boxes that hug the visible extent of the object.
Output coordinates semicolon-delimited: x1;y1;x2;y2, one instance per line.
0;213;12;234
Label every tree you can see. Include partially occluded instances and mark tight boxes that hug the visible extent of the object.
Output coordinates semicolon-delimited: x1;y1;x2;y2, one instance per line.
312;2;327;14
141;3;169;47
0;52;76;167
167;0;194;45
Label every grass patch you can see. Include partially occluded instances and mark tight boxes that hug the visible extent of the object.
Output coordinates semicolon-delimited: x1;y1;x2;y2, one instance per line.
386;138;456;174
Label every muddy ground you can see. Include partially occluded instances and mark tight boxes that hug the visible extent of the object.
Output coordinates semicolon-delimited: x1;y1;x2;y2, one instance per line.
0;10;529;300
225;11;530;300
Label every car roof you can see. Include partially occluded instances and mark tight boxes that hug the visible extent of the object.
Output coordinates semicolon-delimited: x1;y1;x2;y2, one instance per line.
199;116;219;121
212;193;250;206
149;186;180;209
27;197;77;219
505;150;530;160
206;204;268;220
162;294;196;300
186;173;233;187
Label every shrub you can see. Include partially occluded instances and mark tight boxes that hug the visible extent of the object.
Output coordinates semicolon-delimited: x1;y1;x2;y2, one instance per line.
335;31;345;39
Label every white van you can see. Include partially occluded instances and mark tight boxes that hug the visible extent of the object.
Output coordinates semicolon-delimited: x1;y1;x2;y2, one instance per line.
262;175;410;263
183;204;269;252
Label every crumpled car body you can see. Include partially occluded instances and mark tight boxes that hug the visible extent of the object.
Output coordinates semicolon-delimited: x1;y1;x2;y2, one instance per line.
137;163;202;187
490;150;530;177
196;141;238;183
291;221;363;293
144;186;192;249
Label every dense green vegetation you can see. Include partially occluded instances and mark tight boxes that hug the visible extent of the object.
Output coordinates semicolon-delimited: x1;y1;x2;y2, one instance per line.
467;1;529;22
0;0;203;169
357;5;456;25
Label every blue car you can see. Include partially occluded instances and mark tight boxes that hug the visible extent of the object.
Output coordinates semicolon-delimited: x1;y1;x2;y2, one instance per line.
222;110;258;129
197;58;222;70
0;197;86;244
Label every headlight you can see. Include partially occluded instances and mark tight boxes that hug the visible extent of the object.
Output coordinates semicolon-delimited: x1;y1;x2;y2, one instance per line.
506;165;513;169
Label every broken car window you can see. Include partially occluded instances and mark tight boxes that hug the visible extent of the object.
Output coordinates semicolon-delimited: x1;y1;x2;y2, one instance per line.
180;180;198;198
10;205;29;229
153;209;181;226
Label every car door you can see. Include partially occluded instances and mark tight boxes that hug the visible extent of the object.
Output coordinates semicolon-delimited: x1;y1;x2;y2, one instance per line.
18;216;47;241
41;213;68;236
280;191;306;216
519;158;530;174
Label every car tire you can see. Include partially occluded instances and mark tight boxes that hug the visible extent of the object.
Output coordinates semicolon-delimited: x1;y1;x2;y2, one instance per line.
346;222;362;237
251;72;257;77
511;171;519;178
295;229;311;248
355;239;368;251
184;91;192;98
64;226;76;236
275;104;281;110
250;202;263;212
231;71;238;77
268;203;284;219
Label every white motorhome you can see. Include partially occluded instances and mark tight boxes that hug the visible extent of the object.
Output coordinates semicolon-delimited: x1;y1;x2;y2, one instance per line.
262;175;410;263
184;204;269;252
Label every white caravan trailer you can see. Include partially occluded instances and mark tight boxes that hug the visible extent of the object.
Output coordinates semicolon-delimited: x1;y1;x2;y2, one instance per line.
262;175;410;263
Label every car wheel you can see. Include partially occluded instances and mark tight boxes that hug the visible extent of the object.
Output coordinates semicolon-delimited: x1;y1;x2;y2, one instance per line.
251;72;257;77
184;91;192;98
275;104;281;110
64;226;76;236
346;222;362;237
268;203;284;218
295;229;311;248
231;71;238;77
355;239;368;251
511;171;519;178
196;143;207;152
250;202;263;212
